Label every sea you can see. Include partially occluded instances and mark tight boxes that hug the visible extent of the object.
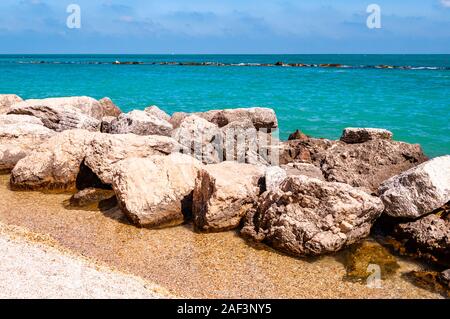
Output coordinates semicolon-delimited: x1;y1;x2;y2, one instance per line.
0;54;449;157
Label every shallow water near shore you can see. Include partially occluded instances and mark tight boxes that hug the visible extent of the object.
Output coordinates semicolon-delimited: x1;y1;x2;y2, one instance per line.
0;174;442;298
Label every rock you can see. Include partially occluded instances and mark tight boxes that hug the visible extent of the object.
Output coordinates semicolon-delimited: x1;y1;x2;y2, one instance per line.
321;139;428;193
288;129;308;141
144;105;170;122
98;97;122;117
265;166;287;192
169;112;189;129
0;123;55;172
341;128;393;144
100;116;117;133
170;107;278;130
281;162;325;181
279;137;336;166
379;156;450;218
0;94;23;114
193;161;265;232
405;271;450;298
0;114;44;126
8;104;101;132
69;188;116;208
241;176;384;257
172;115;223;164
394;214;450;266
10;130;180;190
10;96;119;121
112;154;203;228
109;110;173;136
440;269;450;288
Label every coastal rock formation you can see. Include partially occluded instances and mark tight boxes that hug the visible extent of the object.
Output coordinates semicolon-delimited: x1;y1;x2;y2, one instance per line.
288;129;308;141
379;156;450;218
10;96;120;121
241;176;384;256
280;137;336;165
265;166;287;192
10;130;179;190
169;112;189;129
172;115;222;164
144;105;171;122
0;114;44;126
0;95;23;114
281;162;325;181
193;161;265;232
320;139;428;193
8;104;101;132
69;188;116;208
108;110;173;136
0;123;55;172
100;116;116;133
170;107;278;130
341;128;393;144
394;214;449;266
441;270;450;288
112;154;203;228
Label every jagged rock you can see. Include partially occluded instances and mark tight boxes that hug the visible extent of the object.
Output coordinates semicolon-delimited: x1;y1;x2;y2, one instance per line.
109;110;173;136
281;162;325;181
280;137;336;165
10;130;179;190
0;123;55;172
169;112;189;129
288;129;308;141
321;139;428;192
112;154;203;228
0;94;23;114
395;214;450;266
193;161;265;232
379;156;450;218
341;128;393;144
8;104;101;132
172;115;223;164
100;116;117;133
242;176;384;257
440;270;450;288
144;105;170;122
69;188;116;207
98;97;122;117
171;107;278;130
0;114;43;126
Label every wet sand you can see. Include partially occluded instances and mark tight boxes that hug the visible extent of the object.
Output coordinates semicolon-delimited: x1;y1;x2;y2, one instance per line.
0;174;442;299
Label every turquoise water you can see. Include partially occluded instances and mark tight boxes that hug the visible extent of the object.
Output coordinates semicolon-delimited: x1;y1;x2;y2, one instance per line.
0;54;449;157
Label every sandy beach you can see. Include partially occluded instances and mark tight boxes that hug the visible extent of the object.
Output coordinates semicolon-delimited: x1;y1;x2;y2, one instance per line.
0;174;442;299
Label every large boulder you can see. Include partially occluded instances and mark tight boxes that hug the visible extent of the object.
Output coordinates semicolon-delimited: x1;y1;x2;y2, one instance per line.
172;115;223;164
193;161;265;232
8;104;101;132
320;139;428;193
10;96;120;120
108;110;173;136
171;107;278;130
0;114;44;126
265;163;325;192
394;214;449;266
0;123;55;172
341;128;393;144
280;137;336;166
144;105;171;122
10;130;179;190
0;94;23;114
242;176;384;257
112;154;203;228
379;156;450;218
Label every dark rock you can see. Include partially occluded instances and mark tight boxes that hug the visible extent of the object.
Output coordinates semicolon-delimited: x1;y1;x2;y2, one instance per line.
69;188;115;207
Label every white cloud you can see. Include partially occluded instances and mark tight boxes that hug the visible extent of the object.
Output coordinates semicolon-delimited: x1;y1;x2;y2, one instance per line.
441;0;450;8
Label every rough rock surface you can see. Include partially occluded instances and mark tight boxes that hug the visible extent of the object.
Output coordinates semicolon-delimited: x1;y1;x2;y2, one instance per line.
10;130;179;190
8;104;101;132
341;128;393;144
112;154;203;228
98;97;122;118
172;115;223;164
395;214;450;266
69;188;116;207
379;156;450;218
0;94;23;114
440;270;450;288
0;123;55;172
0;114;44;126
288;129;308;141
170;107;278;130
265;166;288;192
144;105;171;122
100;116;117;133
280;137;336;165
242;176;384;257
109;110;173;136
193;161;265;232
320;139;428;193
281;162;325;181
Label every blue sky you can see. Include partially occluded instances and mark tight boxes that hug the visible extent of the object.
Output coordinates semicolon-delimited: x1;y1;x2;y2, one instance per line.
1;0;450;53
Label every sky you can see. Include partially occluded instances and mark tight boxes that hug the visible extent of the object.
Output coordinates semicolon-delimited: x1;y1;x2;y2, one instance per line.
1;0;450;53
